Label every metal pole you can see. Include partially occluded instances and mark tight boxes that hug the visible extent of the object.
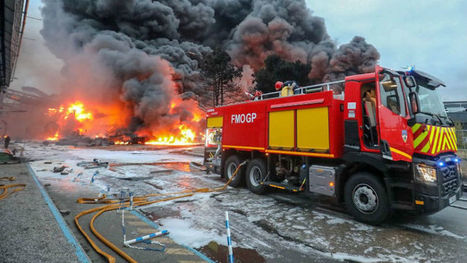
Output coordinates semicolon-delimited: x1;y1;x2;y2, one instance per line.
124;230;169;246
225;211;234;263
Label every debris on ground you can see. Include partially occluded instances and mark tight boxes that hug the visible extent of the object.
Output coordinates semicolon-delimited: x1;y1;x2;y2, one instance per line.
59;209;71;216
144;181;163;190
90;171;99;183
77;159;109;169
0;149;20;164
149;169;173;174
116;176;152;181
198;241;266;263
60;168;73;175
72;172;83;182
52;166;67;173
189;162;207;171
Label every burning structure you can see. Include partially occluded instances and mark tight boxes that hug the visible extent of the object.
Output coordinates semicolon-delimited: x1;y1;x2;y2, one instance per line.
8;0;380;145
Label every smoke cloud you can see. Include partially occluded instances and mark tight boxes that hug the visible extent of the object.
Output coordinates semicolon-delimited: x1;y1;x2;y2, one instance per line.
37;0;379;138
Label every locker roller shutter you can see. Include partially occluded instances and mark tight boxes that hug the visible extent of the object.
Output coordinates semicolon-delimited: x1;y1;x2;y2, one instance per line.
269;110;294;149
297;107;329;151
207;116;223;128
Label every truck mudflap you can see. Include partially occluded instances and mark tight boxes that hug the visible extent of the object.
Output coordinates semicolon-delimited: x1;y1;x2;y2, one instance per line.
414;186;463;214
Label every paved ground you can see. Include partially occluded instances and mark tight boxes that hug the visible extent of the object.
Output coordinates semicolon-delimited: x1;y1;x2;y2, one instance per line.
0;163;84;263
9;142;467;263
43;178;213;263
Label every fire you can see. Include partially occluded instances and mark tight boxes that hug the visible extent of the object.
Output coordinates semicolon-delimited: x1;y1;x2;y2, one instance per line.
145;124;198;146
114;141;130;145
46;132;59;141
65;102;93;122
47;106;64;116
192;112;201;122
43;98;204;146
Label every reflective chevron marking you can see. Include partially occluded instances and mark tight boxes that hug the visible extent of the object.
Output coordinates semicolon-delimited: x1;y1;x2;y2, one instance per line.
413;124;457;155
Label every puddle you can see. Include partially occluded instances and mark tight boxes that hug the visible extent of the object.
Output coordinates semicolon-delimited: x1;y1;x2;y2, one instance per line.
160;162;191;172
142;208;181;221
198;241;266;263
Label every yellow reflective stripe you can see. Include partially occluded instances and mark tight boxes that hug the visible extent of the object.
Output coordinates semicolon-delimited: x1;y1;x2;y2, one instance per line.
412;123;421;134
445;128;454;150
421;142;430;153
389;147;412;160
269;184;285;190
428;126;435;148
435;127;442;153
449;128;457;147
452;128;458;150
431;127;440;154
438;128;445;152
265;149;334;158
223;145;264;151
449;128;458;150
413;129;428;148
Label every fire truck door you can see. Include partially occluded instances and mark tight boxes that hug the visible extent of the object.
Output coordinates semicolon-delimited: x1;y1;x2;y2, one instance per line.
376;70;413;162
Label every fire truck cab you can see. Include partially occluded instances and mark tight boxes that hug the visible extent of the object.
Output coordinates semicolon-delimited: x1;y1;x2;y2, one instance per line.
204;66;462;224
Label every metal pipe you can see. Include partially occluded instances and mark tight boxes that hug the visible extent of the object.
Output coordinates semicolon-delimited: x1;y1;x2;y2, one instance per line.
225;211;234;263
123;230;169;246
10;0;30;83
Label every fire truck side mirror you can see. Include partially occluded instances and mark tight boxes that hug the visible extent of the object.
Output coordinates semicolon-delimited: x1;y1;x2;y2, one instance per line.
404;76;417;88
409;92;419;114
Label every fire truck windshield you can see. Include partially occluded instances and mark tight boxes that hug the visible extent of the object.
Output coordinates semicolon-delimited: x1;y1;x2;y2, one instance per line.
414;82;448;117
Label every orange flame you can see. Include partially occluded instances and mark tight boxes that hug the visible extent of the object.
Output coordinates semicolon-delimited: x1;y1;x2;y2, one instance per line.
46;132;59;141
145;124;198;145
65;102;93;122
44;98;203;146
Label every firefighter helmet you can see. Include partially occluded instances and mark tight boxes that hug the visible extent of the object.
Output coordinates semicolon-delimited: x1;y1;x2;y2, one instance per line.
275;81;283;90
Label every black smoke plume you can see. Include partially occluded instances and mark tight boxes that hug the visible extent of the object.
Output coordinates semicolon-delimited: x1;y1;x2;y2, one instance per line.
39;0;379;136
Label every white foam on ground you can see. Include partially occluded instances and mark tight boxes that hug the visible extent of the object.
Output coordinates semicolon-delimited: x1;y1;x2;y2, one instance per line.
159;217;225;248
403;223;465;240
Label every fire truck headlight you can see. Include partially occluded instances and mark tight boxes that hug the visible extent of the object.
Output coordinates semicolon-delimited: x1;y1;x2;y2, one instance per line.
415;164;437;184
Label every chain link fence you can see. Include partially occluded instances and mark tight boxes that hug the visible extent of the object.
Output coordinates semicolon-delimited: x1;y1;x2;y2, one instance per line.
457;130;467;150
457;130;467;183
457;129;467;155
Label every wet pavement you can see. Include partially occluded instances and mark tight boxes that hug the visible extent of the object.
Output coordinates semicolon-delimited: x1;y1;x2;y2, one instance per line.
28;162;213;263
0;163;86;263
18;142;467;262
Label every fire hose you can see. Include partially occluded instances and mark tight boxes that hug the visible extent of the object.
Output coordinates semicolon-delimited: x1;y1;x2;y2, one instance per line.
0;177;26;201
75;160;247;263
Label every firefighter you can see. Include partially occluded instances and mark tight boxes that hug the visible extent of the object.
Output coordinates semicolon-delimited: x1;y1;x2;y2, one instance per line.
280;80;297;97
4;135;11;149
363;91;376;107
275;81;284;94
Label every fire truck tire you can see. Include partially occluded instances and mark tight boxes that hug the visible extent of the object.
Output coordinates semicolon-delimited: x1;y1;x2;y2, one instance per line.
246;158;268;195
344;172;390;225
224;155;244;187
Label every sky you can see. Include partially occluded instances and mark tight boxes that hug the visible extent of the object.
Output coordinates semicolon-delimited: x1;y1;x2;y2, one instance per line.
10;0;467;101
307;0;467;101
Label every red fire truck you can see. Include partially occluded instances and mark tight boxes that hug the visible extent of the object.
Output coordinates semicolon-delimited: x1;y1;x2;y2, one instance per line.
203;65;462;224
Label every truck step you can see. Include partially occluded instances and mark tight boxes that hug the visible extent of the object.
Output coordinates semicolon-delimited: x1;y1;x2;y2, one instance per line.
260;181;303;192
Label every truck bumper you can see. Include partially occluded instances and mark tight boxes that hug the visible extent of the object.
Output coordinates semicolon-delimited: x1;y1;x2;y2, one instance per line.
414;186;463;214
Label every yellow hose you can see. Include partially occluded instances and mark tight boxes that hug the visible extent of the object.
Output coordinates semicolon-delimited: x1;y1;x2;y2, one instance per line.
0;176;16;181
0;176;25;201
75;160;247;263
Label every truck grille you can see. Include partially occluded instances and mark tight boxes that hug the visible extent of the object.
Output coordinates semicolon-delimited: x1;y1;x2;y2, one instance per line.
440;165;458;181
440;164;459;196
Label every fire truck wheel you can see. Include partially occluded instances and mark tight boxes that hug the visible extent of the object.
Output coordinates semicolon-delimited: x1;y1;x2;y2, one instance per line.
246;158;268;195
344;172;390;225
224;155;244;187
